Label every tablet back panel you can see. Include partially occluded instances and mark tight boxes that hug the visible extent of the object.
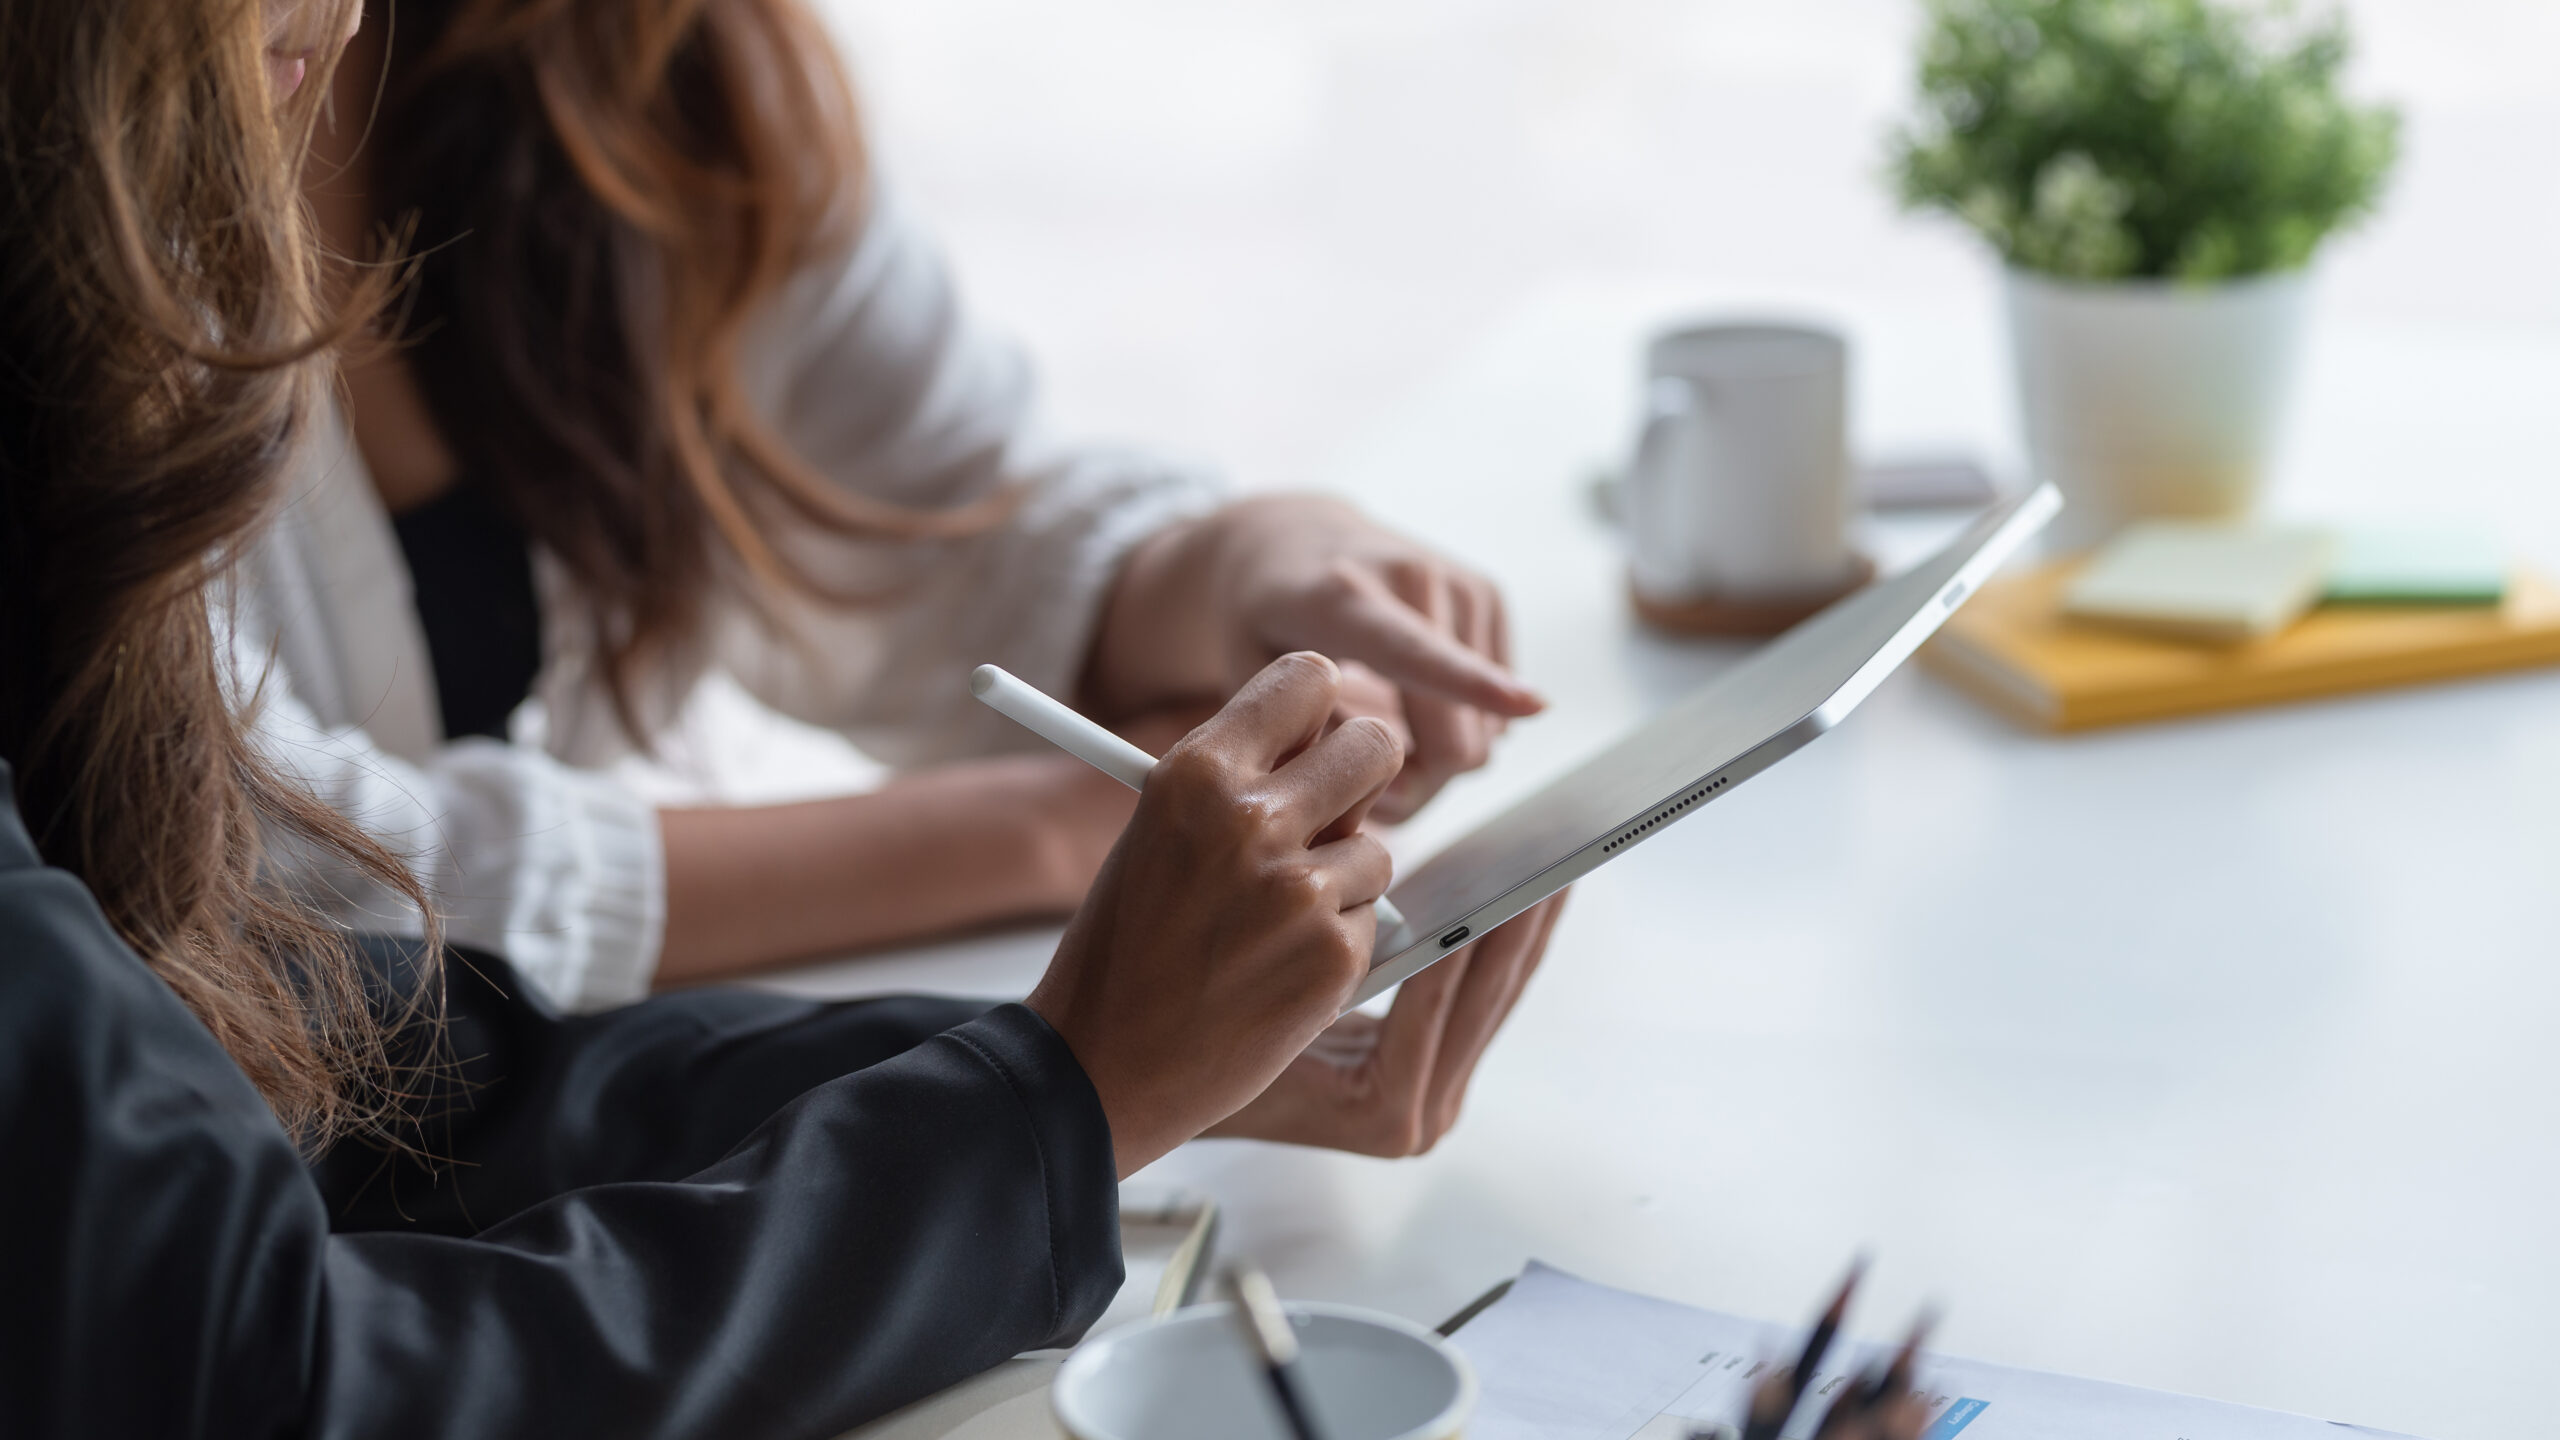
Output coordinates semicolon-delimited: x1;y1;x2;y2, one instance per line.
1354;485;2058;1005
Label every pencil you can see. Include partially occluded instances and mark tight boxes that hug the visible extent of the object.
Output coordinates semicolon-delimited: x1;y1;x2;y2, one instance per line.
1223;1264;1329;1440
1740;1258;1865;1440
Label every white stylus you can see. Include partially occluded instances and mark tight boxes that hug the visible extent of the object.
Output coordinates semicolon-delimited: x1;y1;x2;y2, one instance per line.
969;664;1406;936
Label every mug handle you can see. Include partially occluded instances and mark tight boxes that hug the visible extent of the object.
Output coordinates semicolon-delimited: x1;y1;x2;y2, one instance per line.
1627;374;1704;597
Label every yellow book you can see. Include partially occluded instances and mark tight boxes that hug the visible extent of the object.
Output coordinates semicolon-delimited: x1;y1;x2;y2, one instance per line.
1925;559;2560;731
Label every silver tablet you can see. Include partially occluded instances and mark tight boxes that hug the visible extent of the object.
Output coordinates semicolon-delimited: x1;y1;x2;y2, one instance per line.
1354;483;2059;1005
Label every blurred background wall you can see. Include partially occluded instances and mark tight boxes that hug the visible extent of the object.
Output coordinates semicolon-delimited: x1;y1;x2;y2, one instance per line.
816;0;2558;490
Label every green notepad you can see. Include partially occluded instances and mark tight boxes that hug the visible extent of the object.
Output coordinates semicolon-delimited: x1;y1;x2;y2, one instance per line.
2325;527;2507;604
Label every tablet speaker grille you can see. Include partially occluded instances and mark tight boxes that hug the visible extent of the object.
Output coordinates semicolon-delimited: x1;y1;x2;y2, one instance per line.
1600;775;1730;855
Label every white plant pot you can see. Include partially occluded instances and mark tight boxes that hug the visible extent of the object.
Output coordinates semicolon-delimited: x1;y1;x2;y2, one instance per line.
2004;267;2310;551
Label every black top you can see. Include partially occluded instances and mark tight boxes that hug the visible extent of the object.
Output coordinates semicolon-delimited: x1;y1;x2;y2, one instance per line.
389;482;543;742
0;761;1123;1439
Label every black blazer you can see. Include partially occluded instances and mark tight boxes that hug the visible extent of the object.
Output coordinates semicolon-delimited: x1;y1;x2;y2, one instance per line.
0;763;1121;1439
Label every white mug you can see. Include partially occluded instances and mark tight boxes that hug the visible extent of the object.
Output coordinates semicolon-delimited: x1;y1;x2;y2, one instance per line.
1052;1302;1473;1440
1626;323;1855;603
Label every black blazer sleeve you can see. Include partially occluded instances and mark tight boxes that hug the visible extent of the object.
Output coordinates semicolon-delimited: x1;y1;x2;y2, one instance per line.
311;942;1014;1237
0;767;1122;1440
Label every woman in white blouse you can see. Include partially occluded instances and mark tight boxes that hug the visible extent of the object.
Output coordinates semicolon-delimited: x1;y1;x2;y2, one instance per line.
243;0;1544;1060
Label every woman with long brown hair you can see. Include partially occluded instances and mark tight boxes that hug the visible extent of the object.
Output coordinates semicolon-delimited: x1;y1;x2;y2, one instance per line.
251;0;1545;1014
1;0;1561;1431
0;0;419;1142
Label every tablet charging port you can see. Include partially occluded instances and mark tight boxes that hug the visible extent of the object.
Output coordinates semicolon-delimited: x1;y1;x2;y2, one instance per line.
1439;925;1471;948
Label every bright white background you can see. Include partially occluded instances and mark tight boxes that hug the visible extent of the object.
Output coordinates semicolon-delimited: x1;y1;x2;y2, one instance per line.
816;0;2558;491
790;6;2560;1438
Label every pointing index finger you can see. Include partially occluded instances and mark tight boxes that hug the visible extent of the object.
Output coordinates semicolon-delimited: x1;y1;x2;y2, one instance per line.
1326;580;1545;717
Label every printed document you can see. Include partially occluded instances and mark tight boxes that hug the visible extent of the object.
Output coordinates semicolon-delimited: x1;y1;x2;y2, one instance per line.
1451;1263;2418;1440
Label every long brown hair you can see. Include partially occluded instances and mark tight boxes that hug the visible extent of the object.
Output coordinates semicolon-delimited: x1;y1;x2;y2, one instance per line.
372;0;1000;737
0;0;433;1147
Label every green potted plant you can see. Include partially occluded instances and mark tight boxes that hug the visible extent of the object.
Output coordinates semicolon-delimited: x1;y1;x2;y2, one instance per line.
1890;0;2399;547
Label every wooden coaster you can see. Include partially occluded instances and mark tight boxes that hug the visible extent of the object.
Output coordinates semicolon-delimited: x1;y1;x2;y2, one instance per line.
1630;555;1877;638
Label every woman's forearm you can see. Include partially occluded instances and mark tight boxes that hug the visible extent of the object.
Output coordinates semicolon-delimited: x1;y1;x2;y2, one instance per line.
654;755;1133;986
1079;513;1229;718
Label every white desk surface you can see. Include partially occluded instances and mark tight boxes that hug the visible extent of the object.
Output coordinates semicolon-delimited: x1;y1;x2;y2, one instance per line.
778;278;2560;1440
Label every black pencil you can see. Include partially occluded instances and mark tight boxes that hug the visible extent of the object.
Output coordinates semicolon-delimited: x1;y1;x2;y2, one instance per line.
1224;1264;1329;1440
1740;1258;1865;1440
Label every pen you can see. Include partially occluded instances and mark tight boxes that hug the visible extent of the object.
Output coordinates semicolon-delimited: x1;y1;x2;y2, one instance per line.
1739;1257;1865;1440
970;664;1408;936
1223;1263;1329;1440
1842;1313;1933;1424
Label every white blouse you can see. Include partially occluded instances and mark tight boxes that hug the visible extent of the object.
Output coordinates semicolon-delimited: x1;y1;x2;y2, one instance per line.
225;196;1221;1011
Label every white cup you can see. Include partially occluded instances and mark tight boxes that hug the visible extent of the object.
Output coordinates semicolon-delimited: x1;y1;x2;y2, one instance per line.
1626;322;1856;603
1051;1303;1474;1440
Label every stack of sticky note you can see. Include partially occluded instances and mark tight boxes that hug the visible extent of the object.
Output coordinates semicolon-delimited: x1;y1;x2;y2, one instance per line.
2324;528;2512;605
2061;524;2337;641
1926;520;2560;731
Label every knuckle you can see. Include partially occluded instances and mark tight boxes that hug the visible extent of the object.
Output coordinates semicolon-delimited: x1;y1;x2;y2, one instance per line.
1328;927;1366;975
1344;832;1392;880
1302;923;1367;998
1151;740;1229;795
1271;860;1331;910
1150;754;1296;856
1154;766;1236;831
1227;786;1289;833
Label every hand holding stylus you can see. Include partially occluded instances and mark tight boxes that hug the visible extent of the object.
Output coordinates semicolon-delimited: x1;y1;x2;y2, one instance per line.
973;664;1407;938
1008;654;1558;1168
1024;653;1406;1176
